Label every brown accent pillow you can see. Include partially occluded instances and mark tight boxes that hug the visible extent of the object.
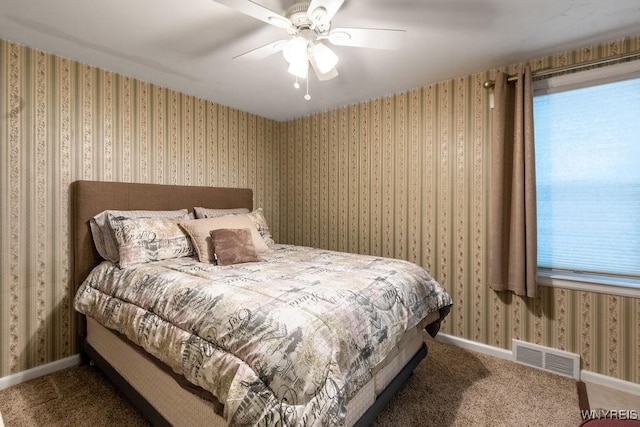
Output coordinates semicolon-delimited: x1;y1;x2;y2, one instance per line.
210;228;261;266
179;215;271;263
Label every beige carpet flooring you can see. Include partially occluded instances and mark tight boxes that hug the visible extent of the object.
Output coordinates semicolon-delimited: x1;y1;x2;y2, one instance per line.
0;338;583;427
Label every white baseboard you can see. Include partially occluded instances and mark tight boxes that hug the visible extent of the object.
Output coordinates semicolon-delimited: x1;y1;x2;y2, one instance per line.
434;333;514;360
3;338;639;399
0;354;81;391
433;333;640;396
581;370;640;396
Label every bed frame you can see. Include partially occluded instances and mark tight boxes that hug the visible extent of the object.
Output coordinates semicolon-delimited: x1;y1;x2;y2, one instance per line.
72;180;433;426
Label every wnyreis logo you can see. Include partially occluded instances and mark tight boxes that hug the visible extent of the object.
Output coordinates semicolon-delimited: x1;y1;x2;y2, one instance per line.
581;409;639;420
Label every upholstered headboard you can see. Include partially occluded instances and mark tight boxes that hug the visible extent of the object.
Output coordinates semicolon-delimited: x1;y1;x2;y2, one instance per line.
72;180;253;297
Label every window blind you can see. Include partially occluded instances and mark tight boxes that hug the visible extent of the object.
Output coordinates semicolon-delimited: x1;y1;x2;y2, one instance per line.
533;77;640;278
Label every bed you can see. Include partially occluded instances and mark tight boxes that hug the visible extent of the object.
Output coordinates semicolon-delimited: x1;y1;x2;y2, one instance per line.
72;180;452;426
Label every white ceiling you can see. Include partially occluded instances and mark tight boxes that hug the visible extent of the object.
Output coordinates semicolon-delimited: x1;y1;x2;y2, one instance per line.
1;0;639;121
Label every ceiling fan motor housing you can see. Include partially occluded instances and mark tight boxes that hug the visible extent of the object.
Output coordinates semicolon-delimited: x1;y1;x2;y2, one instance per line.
286;1;330;34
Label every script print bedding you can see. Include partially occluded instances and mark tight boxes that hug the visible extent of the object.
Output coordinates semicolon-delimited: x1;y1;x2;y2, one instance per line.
74;244;452;426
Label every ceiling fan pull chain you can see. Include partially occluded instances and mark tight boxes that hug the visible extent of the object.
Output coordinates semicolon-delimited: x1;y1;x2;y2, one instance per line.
294;76;300;89
304;77;311;100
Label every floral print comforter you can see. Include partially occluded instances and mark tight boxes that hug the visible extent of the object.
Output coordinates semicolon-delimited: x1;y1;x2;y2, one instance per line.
74;244;452;426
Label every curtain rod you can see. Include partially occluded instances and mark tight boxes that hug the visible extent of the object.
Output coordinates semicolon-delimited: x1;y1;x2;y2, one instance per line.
482;50;640;89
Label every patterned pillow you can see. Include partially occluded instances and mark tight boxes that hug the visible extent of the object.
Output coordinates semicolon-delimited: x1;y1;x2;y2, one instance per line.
210;228;261;265
193;207;249;219
246;208;275;246
107;214;195;268
90;209;191;262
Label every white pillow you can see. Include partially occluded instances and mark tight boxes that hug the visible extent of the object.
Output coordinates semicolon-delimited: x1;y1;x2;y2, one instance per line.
193;207;249;219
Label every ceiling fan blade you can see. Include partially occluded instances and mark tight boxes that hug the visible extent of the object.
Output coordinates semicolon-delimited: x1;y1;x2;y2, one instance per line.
328;27;406;50
307;0;345;23
212;0;294;31
233;39;288;61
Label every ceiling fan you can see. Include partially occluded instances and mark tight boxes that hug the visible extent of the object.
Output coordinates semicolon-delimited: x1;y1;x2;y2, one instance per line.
212;0;406;86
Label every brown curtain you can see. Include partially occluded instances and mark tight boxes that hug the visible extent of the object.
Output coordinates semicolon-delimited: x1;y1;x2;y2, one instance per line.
489;65;537;298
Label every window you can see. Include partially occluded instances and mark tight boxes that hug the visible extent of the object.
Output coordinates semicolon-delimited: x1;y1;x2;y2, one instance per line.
533;61;640;297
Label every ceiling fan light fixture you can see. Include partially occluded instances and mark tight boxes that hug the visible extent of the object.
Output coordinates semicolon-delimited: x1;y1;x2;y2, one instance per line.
316;66;339;81
288;60;309;79
282;36;309;64
311;42;338;74
310;57;338;81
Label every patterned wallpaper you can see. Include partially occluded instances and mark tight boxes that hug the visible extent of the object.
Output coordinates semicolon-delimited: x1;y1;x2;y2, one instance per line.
0;39;282;376
278;35;640;384
1;34;639;385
